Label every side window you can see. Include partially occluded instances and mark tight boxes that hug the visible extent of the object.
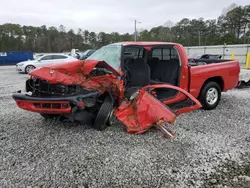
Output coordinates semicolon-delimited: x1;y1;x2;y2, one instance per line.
124;48;144;59
53;55;67;59
87;51;94;56
171;49;179;59
41;55;53;60
138;49;144;58
162;49;170;60
152;49;162;59
209;55;220;60
152;48;179;60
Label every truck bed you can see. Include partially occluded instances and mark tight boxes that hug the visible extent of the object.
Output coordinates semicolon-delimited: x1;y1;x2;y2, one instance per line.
188;59;231;66
188;60;240;98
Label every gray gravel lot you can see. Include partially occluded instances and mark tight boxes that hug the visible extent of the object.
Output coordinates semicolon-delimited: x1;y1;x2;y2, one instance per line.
0;66;249;188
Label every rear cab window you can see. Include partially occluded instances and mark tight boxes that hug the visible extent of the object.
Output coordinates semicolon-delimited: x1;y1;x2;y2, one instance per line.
151;47;179;61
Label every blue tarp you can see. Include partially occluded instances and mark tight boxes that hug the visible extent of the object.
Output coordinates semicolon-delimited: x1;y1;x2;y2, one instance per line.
0;51;34;65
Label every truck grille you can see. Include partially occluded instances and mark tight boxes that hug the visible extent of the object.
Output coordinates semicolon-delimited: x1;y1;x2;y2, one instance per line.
26;78;88;97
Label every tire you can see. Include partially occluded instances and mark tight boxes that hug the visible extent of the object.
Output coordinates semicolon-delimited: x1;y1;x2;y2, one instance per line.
25;65;36;74
93;95;114;131
198;81;221;110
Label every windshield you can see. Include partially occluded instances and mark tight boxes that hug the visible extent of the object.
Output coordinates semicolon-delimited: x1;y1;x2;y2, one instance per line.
86;44;121;70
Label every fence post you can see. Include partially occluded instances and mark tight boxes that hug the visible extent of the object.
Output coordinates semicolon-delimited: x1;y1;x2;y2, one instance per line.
231;53;235;60
222;45;226;59
246;52;250;69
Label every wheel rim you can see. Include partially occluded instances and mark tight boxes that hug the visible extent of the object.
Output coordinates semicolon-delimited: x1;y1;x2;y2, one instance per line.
26;66;35;73
206;87;218;105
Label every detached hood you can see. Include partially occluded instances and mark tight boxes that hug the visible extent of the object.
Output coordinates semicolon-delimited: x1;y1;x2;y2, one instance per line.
29;59;122;85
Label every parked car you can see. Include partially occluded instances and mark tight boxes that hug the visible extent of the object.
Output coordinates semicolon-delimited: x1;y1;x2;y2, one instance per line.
79;49;96;60
188;53;223;65
200;54;222;59
12;42;240;138
16;54;77;73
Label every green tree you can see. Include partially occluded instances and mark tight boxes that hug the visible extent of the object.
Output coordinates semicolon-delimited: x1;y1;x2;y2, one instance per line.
0;4;249;52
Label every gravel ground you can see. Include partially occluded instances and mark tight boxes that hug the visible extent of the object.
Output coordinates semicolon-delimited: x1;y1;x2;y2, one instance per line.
240;69;250;82
0;66;249;188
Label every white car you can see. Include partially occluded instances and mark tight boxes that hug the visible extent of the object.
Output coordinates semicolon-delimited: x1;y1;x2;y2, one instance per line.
16;54;77;73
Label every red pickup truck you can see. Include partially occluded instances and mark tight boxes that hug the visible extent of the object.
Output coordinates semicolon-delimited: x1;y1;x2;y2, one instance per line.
12;42;240;137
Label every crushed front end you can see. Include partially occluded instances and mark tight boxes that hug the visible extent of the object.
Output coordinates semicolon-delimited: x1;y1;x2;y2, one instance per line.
12;60;123;127
13;77;103;124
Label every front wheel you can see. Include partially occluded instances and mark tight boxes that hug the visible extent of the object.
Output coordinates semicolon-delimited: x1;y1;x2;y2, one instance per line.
25;65;36;74
198;82;221;110
92;95;114;131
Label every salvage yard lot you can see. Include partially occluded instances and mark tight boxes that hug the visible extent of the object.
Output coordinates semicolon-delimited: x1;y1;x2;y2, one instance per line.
0;66;249;188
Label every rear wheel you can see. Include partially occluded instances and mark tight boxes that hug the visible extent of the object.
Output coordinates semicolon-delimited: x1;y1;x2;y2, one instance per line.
93;95;114;130
198;81;221;110
25;65;36;74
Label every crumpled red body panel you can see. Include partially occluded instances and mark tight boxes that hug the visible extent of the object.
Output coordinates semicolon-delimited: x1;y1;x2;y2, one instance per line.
29;60;96;85
29;60;121;84
114;84;202;134
29;60;124;100
143;84;202;116
114;89;176;134
81;75;124;101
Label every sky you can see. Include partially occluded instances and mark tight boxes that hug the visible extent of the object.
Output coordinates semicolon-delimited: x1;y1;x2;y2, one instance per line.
0;0;249;34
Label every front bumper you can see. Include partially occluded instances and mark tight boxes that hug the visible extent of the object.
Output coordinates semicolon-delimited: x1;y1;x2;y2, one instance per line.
16;65;24;72
13;91;99;114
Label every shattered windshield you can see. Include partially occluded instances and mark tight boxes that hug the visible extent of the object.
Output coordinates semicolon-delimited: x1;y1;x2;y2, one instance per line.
86;44;121;70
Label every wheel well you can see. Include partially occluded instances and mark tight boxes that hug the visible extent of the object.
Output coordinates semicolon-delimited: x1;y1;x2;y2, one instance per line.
98;92;116;105
198;76;224;98
203;76;224;91
25;65;36;69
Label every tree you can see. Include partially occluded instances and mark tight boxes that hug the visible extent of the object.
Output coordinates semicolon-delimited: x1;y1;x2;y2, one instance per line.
0;4;249;52
222;3;238;16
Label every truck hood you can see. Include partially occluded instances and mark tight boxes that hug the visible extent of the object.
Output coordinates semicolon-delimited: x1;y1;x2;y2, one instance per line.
29;59;122;85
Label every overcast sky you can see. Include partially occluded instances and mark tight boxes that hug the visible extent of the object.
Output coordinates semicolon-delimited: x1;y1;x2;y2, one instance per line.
0;0;249;33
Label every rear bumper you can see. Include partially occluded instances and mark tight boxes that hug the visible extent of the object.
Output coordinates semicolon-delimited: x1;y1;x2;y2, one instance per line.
13;91;99;114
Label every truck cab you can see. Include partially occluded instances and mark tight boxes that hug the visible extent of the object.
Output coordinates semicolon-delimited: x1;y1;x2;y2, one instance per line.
86;42;240;110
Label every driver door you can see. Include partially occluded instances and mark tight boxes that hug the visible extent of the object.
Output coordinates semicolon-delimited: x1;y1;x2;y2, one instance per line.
115;84;201;137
